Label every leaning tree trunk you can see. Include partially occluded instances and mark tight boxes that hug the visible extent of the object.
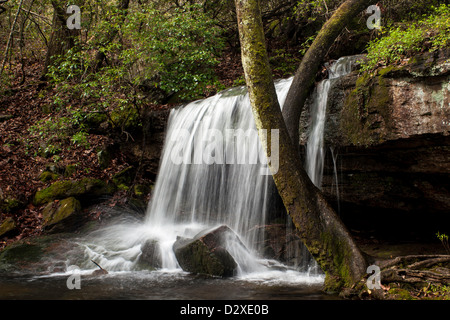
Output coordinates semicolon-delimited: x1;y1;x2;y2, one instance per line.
234;0;368;291
282;0;378;145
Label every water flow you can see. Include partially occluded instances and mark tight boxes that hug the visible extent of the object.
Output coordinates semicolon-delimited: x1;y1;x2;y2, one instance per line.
143;78;293;271
330;146;341;215
78;78;320;281
305;56;356;188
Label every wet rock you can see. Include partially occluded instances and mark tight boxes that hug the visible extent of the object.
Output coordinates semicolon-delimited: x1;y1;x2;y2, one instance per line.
0;234;74;273
138;239;162;270
252;224;316;269
91;268;108;276
173;225;239;277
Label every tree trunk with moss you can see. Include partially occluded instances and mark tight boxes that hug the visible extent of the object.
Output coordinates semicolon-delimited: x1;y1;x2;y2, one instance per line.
234;0;369;291
282;0;378;145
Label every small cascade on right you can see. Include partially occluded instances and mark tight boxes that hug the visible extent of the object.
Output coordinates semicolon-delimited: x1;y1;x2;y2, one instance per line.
305;56;358;189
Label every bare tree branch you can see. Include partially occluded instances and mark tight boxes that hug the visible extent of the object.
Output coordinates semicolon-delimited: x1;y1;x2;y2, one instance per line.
0;0;25;76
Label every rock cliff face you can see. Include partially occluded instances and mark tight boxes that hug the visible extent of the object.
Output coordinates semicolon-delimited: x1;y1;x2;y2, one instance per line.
299;49;449;240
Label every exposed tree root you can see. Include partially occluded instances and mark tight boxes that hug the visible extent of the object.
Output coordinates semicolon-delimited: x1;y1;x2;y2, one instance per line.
343;254;450;299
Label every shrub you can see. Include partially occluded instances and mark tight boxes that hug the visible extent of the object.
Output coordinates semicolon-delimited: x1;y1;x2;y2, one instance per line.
361;4;450;71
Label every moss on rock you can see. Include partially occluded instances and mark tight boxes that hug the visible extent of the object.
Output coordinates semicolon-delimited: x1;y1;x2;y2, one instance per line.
42;197;82;231
0;197;21;214
33;178;116;206
112;166;136;190
0;217;17;238
39;171;59;183
109;106;140;130
340;70;392;147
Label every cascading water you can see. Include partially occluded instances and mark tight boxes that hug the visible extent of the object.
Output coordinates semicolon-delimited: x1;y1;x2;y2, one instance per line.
75;77;322;283
142;78;293;271
73;58;360;284
305;56;359;188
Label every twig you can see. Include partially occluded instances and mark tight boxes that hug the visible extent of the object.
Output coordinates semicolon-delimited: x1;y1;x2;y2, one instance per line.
19;7;51;25
91;259;106;271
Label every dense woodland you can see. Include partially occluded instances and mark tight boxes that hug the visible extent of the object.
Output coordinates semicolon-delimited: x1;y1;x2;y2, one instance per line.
0;0;449;299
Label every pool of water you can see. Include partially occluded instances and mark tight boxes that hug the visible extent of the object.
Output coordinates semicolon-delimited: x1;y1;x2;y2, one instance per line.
0;269;337;300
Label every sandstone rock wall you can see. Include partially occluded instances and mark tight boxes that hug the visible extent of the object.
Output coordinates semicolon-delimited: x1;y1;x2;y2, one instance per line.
299;49;449;239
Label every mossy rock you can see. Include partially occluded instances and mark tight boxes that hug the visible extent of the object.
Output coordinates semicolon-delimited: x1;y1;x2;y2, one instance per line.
64;165;77;177
173;225;239;277
0;197;21;213
42;197;82;233
133;184;152;198
109;106;140;130
112;167;136;189
39;171;59;183
33;178;116;206
340;71;392;147
86;112;108;127
0;217;17;238
387;287;417;300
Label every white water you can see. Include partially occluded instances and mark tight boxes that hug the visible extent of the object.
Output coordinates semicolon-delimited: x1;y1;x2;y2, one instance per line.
305;56;358;188
75;77;323;284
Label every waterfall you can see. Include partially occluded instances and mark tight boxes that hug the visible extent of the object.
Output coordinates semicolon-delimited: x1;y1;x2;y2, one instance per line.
305;56;358;188
142;78;294;270
76;57;359;280
78;77;320;278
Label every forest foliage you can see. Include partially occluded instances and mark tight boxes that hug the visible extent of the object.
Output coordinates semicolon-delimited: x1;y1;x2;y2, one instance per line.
0;0;448;161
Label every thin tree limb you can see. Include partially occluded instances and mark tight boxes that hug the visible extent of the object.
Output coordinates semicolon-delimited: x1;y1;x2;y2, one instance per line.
0;0;25;77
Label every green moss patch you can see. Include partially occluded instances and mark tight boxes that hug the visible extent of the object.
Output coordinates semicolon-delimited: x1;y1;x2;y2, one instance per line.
33;178;116;206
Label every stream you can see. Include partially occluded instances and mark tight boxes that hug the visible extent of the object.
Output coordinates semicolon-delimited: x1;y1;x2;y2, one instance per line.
0;270;333;300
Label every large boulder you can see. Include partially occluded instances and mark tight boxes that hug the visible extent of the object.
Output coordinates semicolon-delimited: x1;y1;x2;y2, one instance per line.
173;225;239;277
